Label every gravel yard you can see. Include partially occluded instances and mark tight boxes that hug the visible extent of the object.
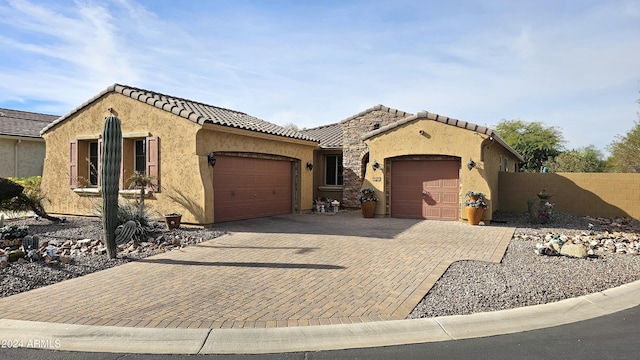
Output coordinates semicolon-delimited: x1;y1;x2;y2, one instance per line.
2;212;640;319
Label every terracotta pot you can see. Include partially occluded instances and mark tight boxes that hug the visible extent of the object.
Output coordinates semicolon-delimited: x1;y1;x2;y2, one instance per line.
164;214;182;230
361;201;377;218
466;206;484;225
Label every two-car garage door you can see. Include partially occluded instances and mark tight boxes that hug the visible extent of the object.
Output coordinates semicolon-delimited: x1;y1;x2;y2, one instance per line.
213;156;292;223
391;159;460;221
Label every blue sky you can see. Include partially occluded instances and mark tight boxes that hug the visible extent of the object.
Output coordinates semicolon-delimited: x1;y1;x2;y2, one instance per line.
1;0;639;154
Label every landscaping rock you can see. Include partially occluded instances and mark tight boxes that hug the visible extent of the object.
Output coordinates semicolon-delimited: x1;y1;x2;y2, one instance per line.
560;243;588;259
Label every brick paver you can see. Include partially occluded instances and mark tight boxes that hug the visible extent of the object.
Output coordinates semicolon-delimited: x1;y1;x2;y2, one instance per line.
0;213;514;328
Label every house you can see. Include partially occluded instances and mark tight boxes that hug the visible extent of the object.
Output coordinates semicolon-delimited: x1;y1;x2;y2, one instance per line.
301;105;523;222
0;108;58;178
40;84;522;225
40;84;318;226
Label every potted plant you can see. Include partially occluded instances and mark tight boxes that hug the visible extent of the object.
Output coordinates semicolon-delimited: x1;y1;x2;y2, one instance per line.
464;191;487;225
359;188;379;218
164;213;182;230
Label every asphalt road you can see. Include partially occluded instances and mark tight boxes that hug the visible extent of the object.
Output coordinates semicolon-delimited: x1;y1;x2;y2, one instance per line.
4;305;640;360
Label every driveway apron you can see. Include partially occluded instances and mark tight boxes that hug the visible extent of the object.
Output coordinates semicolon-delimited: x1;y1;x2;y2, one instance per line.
0;213;514;329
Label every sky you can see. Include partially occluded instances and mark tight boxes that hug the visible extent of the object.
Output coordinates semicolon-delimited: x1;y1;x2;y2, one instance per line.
0;0;639;154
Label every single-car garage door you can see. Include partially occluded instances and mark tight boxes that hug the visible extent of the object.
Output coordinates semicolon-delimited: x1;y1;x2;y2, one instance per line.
391;159;460;220
213;156;292;222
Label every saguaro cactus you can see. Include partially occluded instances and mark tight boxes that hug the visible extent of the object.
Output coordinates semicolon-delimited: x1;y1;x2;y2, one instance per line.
101;115;122;259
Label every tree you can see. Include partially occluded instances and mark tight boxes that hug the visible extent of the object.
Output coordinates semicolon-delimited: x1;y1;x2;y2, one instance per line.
494;120;565;172
607;120;640;172
543;145;607;172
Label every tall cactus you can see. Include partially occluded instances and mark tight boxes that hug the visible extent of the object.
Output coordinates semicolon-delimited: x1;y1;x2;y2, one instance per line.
101;115;122;258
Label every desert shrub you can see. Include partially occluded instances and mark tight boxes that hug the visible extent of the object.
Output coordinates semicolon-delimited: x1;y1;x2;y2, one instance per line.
97;199;158;244
0;177;24;204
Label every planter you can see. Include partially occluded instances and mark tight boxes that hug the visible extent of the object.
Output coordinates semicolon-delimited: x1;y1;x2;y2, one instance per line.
361;201;377;218
466;206;484;225
164;213;182;230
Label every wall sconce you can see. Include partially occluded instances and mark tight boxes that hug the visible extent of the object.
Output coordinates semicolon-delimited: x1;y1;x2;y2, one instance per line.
372;160;381;171
467;159;476;170
306;161;313;171
207;153;217;168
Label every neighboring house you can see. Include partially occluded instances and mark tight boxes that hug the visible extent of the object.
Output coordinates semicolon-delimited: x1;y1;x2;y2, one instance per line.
40;84;318;226
301;105;524;222
0;108;58;178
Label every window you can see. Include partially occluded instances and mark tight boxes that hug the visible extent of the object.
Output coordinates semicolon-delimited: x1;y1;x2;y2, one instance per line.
504;158;509;172
88;141;99;185
70;136;159;190
134;139;146;175
325;155;343;186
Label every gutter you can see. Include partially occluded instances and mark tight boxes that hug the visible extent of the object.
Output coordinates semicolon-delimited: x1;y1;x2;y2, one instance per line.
14;139;21;177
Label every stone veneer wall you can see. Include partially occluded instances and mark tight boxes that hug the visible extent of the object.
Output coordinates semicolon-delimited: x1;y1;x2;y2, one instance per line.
340;106;411;208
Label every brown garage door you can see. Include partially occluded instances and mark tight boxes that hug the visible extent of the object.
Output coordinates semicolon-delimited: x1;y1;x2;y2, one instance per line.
213;156;292;222
391;160;460;220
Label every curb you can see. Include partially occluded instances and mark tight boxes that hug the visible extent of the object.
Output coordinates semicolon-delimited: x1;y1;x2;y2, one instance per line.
2;279;640;354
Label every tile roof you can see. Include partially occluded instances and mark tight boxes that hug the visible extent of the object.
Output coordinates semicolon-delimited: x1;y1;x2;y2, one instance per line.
299;123;342;149
339;104;413;124
0;108;59;139
362;110;525;162
41;84;318;143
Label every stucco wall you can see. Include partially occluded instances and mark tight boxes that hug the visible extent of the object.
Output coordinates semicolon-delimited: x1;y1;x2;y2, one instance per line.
365;119;520;220
42;93;204;223
42;92;316;226
0;137;46;178
340;108;409;207
499;172;640;219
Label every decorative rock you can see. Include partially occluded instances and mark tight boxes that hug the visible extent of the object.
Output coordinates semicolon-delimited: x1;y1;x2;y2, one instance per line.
560;243;588;259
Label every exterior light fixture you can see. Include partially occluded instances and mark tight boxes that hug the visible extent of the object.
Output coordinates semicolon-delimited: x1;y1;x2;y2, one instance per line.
372;160;381;171
306;161;313;171
467;159;476;170
207;153;217;167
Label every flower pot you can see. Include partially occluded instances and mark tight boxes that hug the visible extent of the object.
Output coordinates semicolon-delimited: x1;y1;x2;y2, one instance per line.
361;201;377;218
164;213;182;230
466;206;484;225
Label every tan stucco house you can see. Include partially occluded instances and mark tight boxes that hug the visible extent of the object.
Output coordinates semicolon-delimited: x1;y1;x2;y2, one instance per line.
0;108;58;178
40;84;522;225
301;105;524;222
40;84;318;226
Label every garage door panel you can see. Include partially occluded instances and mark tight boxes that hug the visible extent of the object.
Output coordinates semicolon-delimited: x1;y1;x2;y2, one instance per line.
392;159;460;221
213;156;292;223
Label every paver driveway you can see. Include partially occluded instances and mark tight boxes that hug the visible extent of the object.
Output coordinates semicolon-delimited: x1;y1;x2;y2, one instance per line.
0;213;514;329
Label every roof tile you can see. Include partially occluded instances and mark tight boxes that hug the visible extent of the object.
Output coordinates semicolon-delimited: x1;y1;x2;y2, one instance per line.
0;108;58;138
41;84;318;143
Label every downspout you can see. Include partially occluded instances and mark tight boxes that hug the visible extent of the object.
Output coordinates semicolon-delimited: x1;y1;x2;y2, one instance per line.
14;139;21;177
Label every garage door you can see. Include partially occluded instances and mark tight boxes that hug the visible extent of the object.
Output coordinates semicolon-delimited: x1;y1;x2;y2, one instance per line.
213;156;292;222
391;160;460;220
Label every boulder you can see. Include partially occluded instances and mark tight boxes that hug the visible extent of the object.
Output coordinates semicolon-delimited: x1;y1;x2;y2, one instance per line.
560;243;588;259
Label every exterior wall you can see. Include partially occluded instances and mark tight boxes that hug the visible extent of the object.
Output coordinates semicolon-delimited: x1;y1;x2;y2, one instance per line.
41;93;203;223
341;109;409;207
365;120;515;221
482;139;521;215
42;93;317;226
196;125;317;224
499;172;640;219
0;137;46;178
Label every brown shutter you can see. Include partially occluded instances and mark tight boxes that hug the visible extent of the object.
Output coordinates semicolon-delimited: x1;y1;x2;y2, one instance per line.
119;139;124;190
146;136;159;190
69;140;78;188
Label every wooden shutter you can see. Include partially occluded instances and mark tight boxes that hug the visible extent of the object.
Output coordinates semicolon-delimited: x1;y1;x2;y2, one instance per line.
119;139;124;190
146;136;159;190
69;140;78;189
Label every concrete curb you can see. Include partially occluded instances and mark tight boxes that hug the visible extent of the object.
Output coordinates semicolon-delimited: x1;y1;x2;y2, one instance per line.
2;279;640;354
